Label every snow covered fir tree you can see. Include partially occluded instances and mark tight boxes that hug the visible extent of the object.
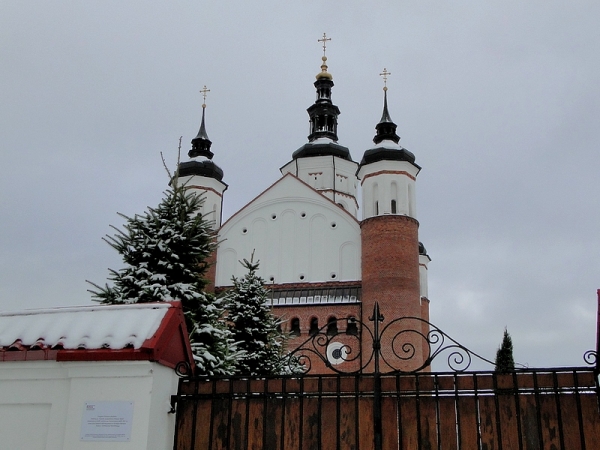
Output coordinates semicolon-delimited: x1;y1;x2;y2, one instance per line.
225;256;301;376
88;171;238;376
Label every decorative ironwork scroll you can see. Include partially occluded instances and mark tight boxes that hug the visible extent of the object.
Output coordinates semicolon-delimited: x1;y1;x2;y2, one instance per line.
174;361;194;378
285;302;496;375
583;350;597;367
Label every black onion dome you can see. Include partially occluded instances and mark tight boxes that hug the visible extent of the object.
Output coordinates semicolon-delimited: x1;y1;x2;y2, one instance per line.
292;56;353;162
359;145;418;167
293;141;352;161
177;160;224;181
359;88;419;169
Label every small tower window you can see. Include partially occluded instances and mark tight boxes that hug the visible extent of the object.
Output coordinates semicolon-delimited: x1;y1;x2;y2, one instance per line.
309;318;319;336
326;317;338;336
290;318;300;337
391;199;397;214
346;317;358;336
375;201;379;215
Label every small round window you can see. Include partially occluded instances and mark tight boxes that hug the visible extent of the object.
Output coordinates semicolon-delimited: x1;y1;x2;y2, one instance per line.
326;342;348;365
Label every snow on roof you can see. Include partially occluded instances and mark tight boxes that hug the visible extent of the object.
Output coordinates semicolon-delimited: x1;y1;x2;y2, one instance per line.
0;303;171;350
373;139;402;150
310;137;335;145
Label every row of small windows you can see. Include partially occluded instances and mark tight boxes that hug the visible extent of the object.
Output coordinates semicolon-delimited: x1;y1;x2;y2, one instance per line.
288;316;358;337
374;200;397;215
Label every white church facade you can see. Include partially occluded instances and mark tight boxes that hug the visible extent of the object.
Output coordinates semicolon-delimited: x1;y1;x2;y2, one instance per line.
178;53;431;370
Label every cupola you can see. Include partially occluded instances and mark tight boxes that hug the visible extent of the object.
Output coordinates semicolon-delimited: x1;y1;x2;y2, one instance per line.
357;69;420;220
177;86;228;230
292;34;352;161
358;70;418;169
178;86;224;181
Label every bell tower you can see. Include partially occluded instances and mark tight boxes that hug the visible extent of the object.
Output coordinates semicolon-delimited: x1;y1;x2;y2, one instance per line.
358;70;425;370
280;34;359;217
177;87;227;291
177;86;228;230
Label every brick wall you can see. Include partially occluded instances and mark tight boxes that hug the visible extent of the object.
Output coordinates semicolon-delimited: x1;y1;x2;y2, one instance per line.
361;214;423;371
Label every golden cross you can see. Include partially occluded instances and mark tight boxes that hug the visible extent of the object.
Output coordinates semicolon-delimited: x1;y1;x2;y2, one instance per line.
200;85;210;108
318;33;331;56
380;68;391;90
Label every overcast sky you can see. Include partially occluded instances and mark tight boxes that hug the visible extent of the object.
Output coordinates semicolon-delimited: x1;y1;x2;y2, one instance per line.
1;1;599;370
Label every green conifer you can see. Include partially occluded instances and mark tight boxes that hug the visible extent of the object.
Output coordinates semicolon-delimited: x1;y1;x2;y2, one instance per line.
225;256;301;376
88;180;237;376
495;327;515;373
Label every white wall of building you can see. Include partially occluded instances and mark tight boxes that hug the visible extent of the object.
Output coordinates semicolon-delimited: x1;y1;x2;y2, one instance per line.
179;175;226;229
358;159;420;221
0;360;178;450
216;174;361;286
280;155;359;218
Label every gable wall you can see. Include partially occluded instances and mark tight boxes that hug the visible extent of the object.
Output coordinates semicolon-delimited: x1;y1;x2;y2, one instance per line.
216;194;361;286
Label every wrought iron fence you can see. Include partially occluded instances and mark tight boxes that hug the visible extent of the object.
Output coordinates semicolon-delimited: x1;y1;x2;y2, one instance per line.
172;368;600;450
172;300;600;449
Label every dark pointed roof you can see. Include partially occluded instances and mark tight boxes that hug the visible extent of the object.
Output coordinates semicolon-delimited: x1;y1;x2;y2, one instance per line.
374;89;398;144
177;98;224;182
177;159;224;181
189;106;213;159
359;87;419;168
292;56;352;161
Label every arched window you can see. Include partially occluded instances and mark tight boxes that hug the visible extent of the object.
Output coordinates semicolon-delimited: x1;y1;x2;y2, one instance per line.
290;318;300;337
309;317;319;336
346;317;358;336
327;317;338;336
391;199;397;214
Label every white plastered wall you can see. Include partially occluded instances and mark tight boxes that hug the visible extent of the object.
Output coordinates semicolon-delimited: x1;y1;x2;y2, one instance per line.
216;174;361;286
358;159;420;220
179;174;226;229
0;360;178;450
280;156;359;218
419;254;430;299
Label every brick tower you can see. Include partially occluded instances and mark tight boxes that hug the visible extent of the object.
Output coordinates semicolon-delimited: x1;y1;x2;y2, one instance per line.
357;72;426;371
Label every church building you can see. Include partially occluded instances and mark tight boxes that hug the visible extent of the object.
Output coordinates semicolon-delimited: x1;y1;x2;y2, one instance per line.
177;45;432;371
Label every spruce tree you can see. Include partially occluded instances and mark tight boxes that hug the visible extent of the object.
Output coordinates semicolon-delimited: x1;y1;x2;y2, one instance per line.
225;256;298;376
88;179;237;376
495;327;515;373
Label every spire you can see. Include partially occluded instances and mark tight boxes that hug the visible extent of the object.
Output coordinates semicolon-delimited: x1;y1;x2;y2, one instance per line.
178;86;224;181
359;68;418;168
291;33;352;161
307;33;339;142
316;33;333;81
189;86;213;159
373;68;400;145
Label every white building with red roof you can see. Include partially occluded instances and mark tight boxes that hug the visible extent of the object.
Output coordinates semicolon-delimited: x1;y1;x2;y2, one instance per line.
0;302;192;450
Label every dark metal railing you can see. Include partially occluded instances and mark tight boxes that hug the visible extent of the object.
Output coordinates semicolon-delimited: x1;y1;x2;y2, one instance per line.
284;302;496;375
171;300;600;450
172;368;600;450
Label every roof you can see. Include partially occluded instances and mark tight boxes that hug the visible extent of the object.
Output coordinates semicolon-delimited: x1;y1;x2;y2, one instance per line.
0;302;194;369
269;285;361;306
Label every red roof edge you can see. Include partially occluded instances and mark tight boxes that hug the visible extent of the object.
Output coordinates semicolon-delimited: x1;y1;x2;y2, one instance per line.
56;302;195;370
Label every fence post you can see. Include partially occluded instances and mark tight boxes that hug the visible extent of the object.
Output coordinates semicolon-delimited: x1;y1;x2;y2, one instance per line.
371;303;384;450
